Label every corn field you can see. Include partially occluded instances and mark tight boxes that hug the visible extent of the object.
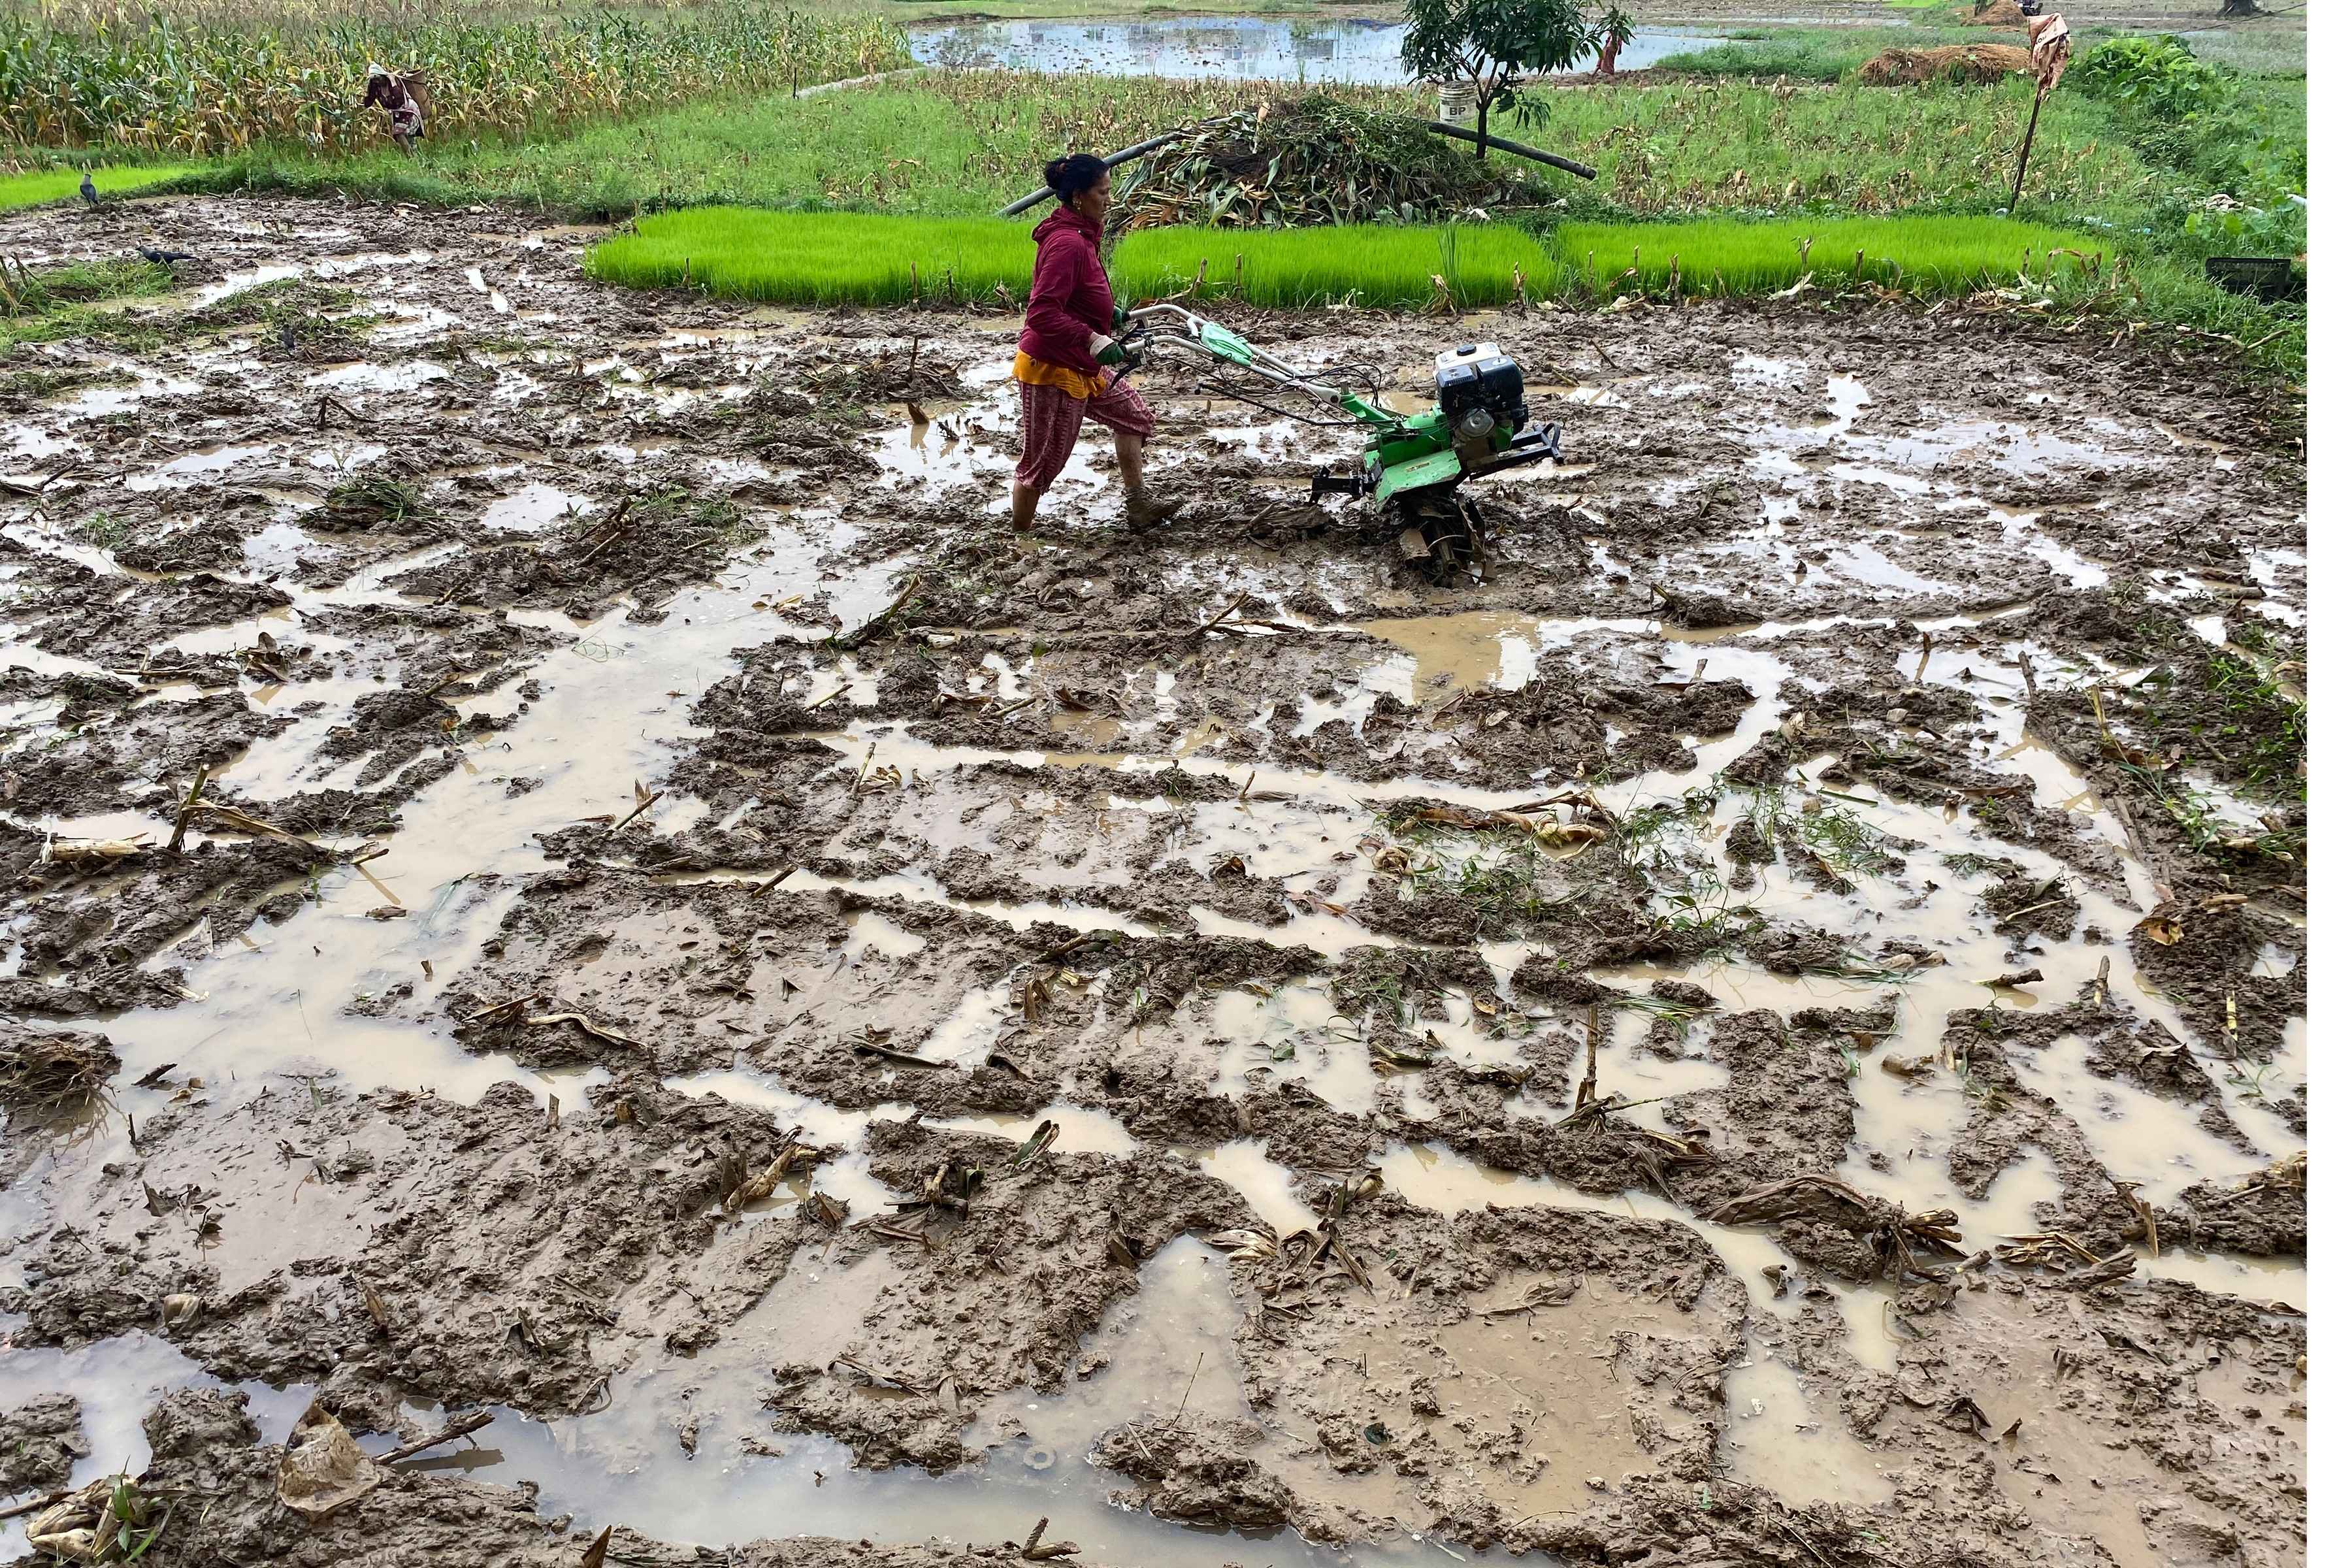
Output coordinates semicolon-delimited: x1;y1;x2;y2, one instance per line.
0;1;911;155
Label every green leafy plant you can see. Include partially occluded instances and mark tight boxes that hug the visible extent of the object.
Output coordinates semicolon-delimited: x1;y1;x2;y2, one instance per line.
1401;0;1627;155
106;1473;172;1561
2077;36;2238;125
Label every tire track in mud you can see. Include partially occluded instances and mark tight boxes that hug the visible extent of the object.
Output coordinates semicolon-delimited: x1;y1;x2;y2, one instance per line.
1;196;2305;1568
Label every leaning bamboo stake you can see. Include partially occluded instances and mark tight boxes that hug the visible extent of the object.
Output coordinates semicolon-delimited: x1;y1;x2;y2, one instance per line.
2010;14;2074;213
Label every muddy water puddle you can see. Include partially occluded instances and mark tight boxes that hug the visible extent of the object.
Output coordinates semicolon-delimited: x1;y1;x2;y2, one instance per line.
0;1333;314;1501
21;1245;1477;1568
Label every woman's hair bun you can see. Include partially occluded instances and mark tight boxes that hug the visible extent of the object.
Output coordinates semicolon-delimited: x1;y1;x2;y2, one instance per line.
1044;154;1109;204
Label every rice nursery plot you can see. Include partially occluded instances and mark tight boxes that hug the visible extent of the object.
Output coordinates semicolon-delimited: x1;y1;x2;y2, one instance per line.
1550;214;2101;298
1114;222;1556;309
585;208;2116;314
0;163;195;208
584;208;1039;304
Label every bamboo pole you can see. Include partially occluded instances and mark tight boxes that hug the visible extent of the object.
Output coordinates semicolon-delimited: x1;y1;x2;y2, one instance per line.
2009;89;2048;212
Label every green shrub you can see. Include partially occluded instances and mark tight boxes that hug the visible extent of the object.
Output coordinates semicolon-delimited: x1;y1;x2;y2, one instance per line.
2074;35;2303;255
2077;35;2238;122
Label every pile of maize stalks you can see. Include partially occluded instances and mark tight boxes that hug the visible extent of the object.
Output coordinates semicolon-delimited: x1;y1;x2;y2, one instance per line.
1112;96;1554;231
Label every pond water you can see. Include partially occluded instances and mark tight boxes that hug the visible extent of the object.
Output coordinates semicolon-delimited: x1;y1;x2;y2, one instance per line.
909;18;1736;83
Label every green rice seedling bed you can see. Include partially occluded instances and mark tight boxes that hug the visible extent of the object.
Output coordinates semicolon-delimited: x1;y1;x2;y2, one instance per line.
587;209;2104;313
1550;214;2100;297
0;164;198;210
585;208;1039;304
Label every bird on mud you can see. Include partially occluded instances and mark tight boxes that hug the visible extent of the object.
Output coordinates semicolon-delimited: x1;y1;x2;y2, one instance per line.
78;170;98;208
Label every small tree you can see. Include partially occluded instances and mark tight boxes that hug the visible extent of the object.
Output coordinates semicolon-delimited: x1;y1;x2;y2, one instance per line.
1403;0;1625;158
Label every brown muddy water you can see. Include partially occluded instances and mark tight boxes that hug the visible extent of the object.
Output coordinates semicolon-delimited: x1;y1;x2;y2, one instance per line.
0;199;2308;1568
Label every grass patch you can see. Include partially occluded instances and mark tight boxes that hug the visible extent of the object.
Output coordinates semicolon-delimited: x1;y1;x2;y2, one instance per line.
0;257;176;355
0;363;125;400
1115;223;1554;308
186;278;359;326
184;277;378;351
1648;26;1959;82
2119;762;2301;863
1514;75;2154;216
1612;781;1761;942
224;72;1400;218
1394;828;1560;934
587;209;1037;304
322;474;429;530
0;163;198;209
74;510;133;548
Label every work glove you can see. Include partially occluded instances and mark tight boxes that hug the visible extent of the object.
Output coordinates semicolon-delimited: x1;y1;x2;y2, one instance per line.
1089;332;1124;367
1112;304;1130;327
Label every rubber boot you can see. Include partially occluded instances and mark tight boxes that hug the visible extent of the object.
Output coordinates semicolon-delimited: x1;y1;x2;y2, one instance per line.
1124;487;1179;532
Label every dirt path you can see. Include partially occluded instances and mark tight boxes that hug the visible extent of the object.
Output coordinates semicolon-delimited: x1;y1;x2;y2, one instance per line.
0;196;2306;1567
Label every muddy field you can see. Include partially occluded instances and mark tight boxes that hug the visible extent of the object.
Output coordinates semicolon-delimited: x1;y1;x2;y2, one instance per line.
0;195;2307;1568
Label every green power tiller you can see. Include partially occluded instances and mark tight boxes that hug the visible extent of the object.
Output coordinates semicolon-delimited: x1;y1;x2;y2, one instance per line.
1117;303;1565;565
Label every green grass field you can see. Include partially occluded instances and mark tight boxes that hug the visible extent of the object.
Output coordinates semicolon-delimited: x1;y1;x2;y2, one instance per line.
214;67;2180;225
211;59;2283;241
0;164;197;209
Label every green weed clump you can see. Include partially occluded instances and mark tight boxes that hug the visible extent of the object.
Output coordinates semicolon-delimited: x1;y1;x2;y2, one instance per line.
585;209;1039;305
1113;223;1555;308
1549;214;2098;296
0;2;909;155
0;163;197;208
0;256;176;355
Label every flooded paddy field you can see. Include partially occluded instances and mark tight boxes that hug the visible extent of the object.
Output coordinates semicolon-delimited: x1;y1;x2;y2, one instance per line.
0;196;2306;1567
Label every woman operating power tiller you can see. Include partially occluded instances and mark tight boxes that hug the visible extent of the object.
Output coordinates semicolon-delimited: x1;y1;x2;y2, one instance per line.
1009;155;1179;533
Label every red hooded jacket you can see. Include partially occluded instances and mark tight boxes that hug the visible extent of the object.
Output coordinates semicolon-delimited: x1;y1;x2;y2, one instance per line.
1017;204;1115;376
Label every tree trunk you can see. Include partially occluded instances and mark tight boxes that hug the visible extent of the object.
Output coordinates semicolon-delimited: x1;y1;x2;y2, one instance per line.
1475;97;1491;159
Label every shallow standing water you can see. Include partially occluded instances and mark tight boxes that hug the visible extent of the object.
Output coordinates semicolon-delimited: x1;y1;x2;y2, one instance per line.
909;18;1735;82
